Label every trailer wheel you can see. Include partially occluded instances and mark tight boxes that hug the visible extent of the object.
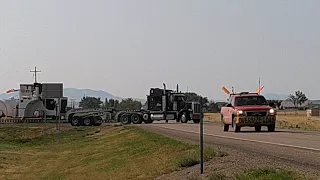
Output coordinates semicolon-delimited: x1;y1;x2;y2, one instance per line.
120;114;131;125
131;114;142;124
93;116;102;126
181;112;188;123
71;117;80;126
83;117;92;126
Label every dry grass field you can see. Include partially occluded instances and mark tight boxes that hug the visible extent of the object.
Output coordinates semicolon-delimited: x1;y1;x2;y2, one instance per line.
0;123;225;180
204;110;320;131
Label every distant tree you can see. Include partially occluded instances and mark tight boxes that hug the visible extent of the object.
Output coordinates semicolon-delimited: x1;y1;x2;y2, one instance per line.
267;99;282;109
207;100;219;113
117;98;142;110
79;96;103;109
287;90;308;108
184;92;209;105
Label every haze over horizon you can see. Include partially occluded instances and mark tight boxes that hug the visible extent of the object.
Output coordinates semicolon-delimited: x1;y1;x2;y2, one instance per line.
0;0;319;100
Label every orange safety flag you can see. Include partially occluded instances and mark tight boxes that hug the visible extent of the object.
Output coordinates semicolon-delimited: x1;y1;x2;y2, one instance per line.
6;89;19;94
222;86;230;94
256;86;264;93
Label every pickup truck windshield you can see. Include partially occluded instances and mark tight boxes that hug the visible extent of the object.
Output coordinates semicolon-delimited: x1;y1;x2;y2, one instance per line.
234;96;268;106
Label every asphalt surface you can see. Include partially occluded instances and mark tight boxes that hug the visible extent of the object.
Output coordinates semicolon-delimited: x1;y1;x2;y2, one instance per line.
134;121;320;179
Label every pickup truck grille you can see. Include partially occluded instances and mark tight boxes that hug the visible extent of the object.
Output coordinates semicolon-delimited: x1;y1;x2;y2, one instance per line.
246;111;267;116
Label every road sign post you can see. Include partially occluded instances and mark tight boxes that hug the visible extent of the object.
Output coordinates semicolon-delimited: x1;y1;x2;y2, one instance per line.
200;97;204;174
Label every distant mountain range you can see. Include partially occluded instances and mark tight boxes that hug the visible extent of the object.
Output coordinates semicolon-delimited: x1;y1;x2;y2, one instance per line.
0;88;146;104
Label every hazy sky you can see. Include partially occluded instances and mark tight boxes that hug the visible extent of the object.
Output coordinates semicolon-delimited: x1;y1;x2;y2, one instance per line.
0;0;319;100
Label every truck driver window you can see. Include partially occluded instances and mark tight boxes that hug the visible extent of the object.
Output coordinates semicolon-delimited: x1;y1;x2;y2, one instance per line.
234;96;268;106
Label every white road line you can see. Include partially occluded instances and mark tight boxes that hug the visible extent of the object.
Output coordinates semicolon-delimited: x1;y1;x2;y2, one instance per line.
151;125;320;152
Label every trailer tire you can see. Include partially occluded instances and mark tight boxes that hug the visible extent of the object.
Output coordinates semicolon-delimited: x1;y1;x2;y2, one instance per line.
71;117;80;126
131;114;142;124
82;117;92;126
120;114;131;125
93;116;102;126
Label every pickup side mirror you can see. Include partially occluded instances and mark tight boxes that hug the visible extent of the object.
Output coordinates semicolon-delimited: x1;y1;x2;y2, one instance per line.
226;103;232;107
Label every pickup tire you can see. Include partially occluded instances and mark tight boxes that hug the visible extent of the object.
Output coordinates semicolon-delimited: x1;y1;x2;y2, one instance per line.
255;126;261;132
232;116;241;132
221;116;229;131
268;124;275;132
223;124;229;131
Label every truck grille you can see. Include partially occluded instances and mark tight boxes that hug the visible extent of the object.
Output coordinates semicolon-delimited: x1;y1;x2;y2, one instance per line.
193;103;201;113
246;111;267;116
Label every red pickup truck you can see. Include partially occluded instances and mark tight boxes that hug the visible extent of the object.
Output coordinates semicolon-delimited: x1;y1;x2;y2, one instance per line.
220;92;276;132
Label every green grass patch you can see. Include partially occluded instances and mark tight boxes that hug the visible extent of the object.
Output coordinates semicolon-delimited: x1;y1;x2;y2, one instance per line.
235;168;303;180
0;124;226;180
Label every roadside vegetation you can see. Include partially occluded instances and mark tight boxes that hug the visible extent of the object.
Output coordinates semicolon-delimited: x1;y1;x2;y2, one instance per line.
187;168;304;180
0;123;226;180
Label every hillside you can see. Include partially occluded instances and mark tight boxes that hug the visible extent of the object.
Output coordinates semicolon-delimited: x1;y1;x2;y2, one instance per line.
0;88;146;103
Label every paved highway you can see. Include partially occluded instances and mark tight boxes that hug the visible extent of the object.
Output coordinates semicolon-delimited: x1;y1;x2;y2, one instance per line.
134;121;320;179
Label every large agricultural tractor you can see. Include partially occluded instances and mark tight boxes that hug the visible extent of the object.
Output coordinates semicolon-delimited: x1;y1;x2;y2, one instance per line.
66;83;202;126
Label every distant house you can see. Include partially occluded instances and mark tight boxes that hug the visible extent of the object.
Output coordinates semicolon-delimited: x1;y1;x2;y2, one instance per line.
281;100;320;110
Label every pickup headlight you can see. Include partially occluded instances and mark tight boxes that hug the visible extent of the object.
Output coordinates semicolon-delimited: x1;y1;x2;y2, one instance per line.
269;109;275;114
237;110;243;115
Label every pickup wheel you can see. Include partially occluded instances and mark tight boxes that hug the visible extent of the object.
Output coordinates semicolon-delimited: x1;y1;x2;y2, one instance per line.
232;117;241;132
223;124;229;131
255;126;261;132
268;124;275;132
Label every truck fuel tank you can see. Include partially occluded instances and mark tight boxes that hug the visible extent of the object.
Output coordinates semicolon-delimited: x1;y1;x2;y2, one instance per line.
150;114;175;120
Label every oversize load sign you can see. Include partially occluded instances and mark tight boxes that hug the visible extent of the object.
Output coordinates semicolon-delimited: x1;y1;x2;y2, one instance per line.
239;116;275;124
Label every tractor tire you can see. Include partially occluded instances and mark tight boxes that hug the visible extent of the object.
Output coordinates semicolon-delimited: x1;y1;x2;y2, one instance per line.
193;119;200;123
131;114;142;124
71;117;81;126
120;114;131;125
82;117;92;126
181;112;189;123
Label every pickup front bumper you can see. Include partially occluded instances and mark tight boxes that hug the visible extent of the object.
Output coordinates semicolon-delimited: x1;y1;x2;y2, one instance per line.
236;115;276;126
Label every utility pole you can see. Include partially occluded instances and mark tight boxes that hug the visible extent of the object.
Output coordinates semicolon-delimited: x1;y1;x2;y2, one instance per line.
199;97;204;174
30;66;41;83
